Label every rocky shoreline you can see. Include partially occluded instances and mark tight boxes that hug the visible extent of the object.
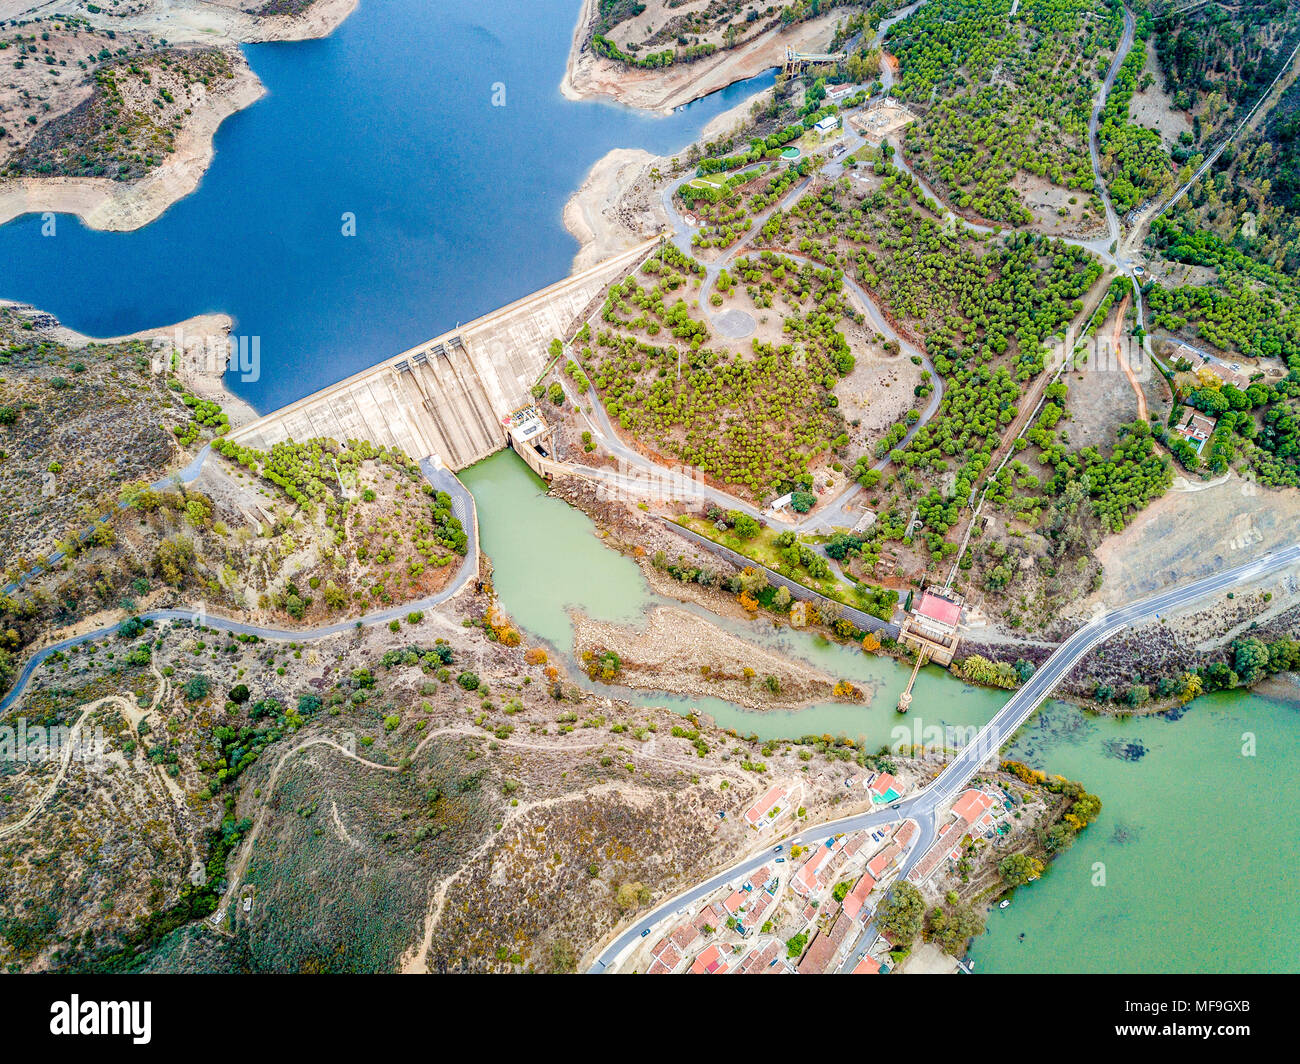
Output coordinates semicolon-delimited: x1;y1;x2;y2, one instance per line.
561;81;772;270
0;0;358;232
572;605;838;711
560;0;842;113
6;298;260;428
0;62;266;232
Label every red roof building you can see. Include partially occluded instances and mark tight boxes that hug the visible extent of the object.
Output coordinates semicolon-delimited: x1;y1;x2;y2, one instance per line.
869;773;898;798
900;589;965;664
744;785;790;829
918;592;962;627
689;943;730;975
841;872;876;920
797;931;839;974
867;843;901;879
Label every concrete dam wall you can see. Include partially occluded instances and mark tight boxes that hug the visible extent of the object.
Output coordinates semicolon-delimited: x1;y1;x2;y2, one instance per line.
227;238;658;468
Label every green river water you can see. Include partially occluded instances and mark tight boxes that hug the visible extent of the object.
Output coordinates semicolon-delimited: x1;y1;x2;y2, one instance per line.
461;450;1300;972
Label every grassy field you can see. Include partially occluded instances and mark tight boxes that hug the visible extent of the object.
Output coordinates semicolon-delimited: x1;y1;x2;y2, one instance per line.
676;516;854;602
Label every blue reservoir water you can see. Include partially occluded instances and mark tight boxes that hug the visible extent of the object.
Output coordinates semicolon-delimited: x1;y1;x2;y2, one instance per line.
0;0;772;413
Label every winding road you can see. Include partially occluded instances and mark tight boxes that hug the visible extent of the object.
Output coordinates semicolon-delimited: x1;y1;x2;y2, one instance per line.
589;540;1300;972
0;457;479;715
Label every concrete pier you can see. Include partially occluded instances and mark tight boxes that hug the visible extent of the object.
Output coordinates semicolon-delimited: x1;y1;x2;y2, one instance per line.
227;238;659;468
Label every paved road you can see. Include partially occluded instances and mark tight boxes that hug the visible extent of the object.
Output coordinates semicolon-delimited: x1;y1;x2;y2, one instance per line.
1088;3;1134;257
0;454;479;714
587;542;1300;972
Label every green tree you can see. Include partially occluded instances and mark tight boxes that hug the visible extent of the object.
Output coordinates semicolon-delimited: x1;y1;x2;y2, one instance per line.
997;852;1043;886
877;881;926;944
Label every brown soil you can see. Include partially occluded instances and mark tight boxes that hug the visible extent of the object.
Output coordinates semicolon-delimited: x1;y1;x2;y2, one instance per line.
573;605;836;711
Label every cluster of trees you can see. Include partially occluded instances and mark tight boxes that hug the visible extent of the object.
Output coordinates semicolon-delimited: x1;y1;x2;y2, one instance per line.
1154;0;1300;124
1098;26;1176;213
210;436;466;602
877;881;926;946
1001;761;1102;851
1192;634;1300;692
1148;280;1300;362
773;529;832;580
591;34;716;69
890;0;1118;223
777;163;1100;369
954;653;1021;689
682;158;811;248
1059;421;1174;534
924;898;986;956
998;852;1044;886
590;250;855;499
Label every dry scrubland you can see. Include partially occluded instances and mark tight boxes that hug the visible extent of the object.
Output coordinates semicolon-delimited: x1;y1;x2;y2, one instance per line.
564;0;850;112
0;304;470;698
0;592;928;973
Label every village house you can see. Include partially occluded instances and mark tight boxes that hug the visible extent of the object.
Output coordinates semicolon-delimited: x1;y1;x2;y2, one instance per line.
841;871;876;921
1174;409;1217;454
909;788;1001;884
744;784;791;830
689;943;731;975
792;837;845;896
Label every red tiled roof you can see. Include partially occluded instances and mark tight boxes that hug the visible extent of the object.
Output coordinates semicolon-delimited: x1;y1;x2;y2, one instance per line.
649;942;682;973
867;843;900;878
842;872;876;920
797;931;838;974
690;943;729;974
917;592;961;627
740;891;773;931
744;785;787;825
792;840;840;896
671;922;701;951
869;773;897;796
952;789;995;826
